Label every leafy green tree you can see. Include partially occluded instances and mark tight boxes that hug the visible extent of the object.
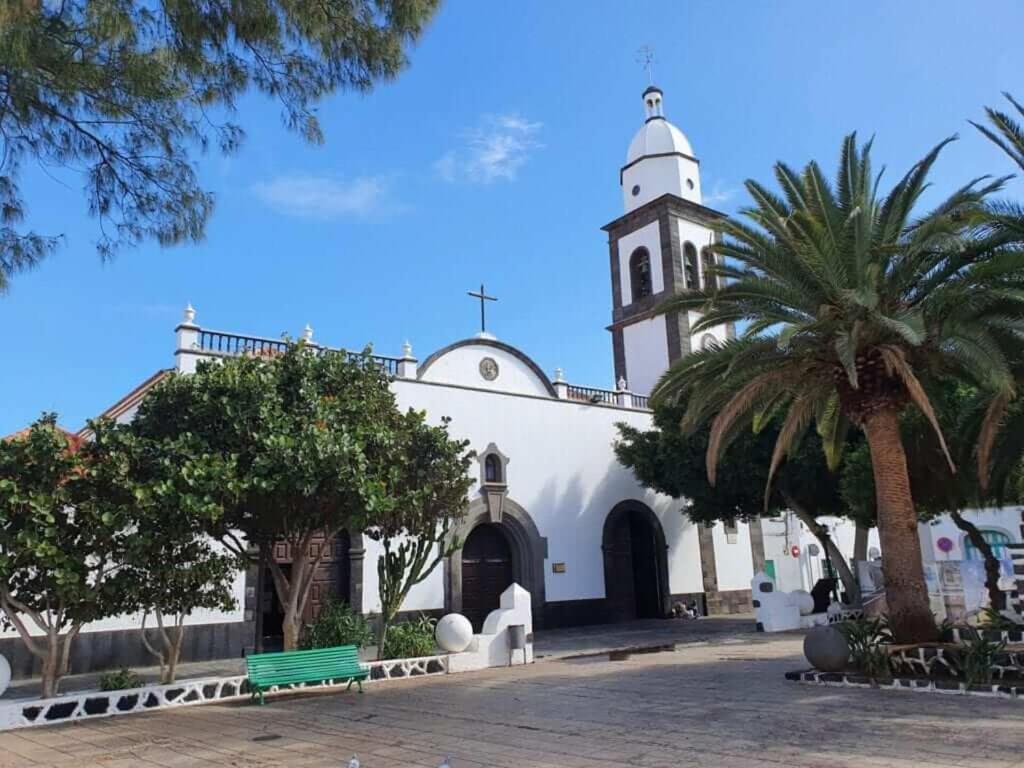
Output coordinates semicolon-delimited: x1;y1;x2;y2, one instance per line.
0;0;439;289
80;419;241;683
652;134;1023;641
0;416;136;697
132;344;407;650
616;399;865;604
369;412;473;659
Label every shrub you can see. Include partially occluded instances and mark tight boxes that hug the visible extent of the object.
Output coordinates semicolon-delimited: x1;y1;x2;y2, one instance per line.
381;614;437;660
99;668;142;691
980;606;1019;631
954;628;1006;686
838;617;893;682
300;596;374;650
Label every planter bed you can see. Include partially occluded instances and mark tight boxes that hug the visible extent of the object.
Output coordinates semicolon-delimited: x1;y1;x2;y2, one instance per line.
887;642;1024;680
0;654;452;732
786;668;1023;700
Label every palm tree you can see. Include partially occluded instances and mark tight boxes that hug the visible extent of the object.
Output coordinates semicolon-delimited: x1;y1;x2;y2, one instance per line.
971;94;1024;502
651;134;1023;642
973;92;1024;171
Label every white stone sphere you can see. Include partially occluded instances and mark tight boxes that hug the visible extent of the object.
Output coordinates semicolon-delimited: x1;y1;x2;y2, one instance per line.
435;613;474;653
0;654;10;698
792;590;815;616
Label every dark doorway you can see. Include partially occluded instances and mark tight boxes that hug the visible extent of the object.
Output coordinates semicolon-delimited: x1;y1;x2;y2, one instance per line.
603;505;667;622
461;524;514;632
258;531;351;651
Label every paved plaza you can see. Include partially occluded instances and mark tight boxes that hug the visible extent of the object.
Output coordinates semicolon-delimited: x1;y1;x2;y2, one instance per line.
2;630;1023;768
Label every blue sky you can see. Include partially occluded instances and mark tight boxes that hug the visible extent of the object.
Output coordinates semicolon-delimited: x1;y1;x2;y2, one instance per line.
2;0;1023;434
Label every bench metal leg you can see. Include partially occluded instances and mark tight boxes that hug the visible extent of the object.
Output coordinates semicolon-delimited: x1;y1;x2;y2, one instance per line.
346;678;354;691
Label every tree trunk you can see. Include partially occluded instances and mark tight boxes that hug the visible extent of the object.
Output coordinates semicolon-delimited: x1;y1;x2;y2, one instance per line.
950;510;1006;612
40;636;60;699
862;407;937;643
785;498;861;606
164;618;186;684
854;525;869;563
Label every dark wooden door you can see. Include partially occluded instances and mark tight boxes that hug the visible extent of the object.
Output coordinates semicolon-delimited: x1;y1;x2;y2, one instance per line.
306;531;351;622
462;524;514;632
259;532;350;650
605;511;663;622
630;516;660;619
605;514;637;622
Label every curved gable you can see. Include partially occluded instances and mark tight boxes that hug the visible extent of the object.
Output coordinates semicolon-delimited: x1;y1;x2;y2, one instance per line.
417;338;555;398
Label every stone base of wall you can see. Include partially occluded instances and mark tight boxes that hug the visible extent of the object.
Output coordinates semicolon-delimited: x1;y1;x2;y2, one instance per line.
1;621;252;681
705;589;752;615
542;599;608;628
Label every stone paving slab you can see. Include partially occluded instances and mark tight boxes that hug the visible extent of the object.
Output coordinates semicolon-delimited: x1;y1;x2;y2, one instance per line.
4;616;757;700
2;634;1022;767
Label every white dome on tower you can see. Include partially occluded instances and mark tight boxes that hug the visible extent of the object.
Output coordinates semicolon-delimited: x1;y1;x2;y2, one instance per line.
626;86;694;163
620;86;702;212
627;117;694;164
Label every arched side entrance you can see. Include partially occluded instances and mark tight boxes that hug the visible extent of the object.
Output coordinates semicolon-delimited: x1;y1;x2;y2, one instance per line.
602;501;670;622
445;498;547;629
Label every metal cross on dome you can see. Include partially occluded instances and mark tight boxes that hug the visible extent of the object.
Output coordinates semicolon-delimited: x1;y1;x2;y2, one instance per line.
635;45;656;84
467;283;498;334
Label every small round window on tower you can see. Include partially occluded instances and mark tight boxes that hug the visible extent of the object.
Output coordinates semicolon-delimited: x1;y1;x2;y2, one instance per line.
631;184;640;197
686;179;695;190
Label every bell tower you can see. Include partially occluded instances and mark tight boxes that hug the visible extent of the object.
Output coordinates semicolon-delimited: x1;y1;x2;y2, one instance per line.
603;86;729;396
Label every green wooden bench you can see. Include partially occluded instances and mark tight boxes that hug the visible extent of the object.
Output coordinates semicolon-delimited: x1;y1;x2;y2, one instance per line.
245;645;368;705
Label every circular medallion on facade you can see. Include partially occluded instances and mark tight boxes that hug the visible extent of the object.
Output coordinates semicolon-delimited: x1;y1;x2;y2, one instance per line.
631;184;641;197
479;357;499;381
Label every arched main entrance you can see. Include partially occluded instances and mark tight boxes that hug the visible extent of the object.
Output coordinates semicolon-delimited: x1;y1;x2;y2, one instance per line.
602;501;669;622
461;524;515;631
445;498;548;629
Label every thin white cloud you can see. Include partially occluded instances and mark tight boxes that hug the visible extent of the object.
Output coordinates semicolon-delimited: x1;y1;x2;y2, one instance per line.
435;113;543;184
251;175;390;218
703;180;737;207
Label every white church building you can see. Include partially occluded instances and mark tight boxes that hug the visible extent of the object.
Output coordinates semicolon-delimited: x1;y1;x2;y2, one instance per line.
4;86;1022;677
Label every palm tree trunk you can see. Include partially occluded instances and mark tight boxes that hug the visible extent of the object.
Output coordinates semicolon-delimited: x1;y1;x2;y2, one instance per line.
950;510;1006;612
861;407;937;643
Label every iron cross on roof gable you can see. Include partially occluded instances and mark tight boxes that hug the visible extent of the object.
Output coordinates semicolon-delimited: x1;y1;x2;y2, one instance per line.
467;283;498;334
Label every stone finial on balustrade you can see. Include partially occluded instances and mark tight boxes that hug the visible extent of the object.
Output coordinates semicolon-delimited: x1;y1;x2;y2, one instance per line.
301;323;314;343
614;376;630;407
175;303;201;373
397;340;418;379
553;367;568;399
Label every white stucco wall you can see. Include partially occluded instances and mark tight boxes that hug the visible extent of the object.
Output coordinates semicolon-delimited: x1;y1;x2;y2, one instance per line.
418;343;551;398
622;318;669;396
920;506;1023;562
0;567;246;640
622;155;702;211
712;522;756;591
762;514;882;593
354;367;706;615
